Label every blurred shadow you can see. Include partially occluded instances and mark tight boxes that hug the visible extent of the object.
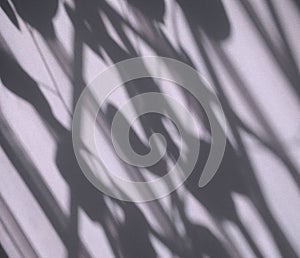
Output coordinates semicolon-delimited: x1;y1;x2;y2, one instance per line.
1;0;299;257
176;0;231;40
10;0;58;38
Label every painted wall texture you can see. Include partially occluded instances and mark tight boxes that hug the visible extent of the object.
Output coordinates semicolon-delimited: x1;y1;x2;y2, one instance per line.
0;0;300;257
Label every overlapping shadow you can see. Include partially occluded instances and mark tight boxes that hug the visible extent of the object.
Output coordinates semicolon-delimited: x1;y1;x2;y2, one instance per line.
1;0;299;257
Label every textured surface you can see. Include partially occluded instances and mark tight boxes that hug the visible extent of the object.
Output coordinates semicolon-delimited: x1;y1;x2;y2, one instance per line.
0;0;300;257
